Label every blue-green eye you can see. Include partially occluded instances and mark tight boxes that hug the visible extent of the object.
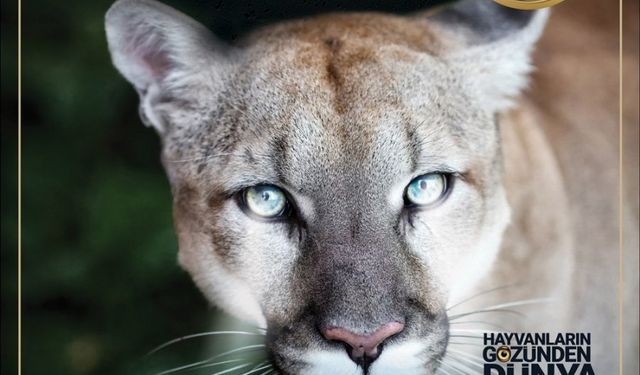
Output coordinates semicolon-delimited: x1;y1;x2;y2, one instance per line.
243;185;288;218
405;173;447;206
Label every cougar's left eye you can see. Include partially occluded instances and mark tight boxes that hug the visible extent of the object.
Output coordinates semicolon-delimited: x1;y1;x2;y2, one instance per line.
404;173;448;207
243;185;288;218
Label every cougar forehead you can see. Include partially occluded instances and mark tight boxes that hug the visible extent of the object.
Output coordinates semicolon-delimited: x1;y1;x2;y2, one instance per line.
165;13;498;185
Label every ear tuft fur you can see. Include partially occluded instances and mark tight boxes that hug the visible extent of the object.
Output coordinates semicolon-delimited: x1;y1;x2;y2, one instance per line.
105;0;227;132
428;0;549;112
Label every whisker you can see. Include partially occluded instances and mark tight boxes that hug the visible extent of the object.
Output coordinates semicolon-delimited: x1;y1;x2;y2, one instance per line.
247;361;269;370
444;355;476;374
449;329;501;334
148;331;265;355
447;348;484;364
155;344;266;375
448;321;510;331
435;360;454;375
210;363;253;375
449;334;483;340
203;344;266;361
448;297;552;320
480;297;554;310
194;358;252;373
446;351;484;371
154;359;245;375
191;357;263;372
240;362;272;375
446;283;524;311
448;341;485;347
449;308;526;321
438;359;467;375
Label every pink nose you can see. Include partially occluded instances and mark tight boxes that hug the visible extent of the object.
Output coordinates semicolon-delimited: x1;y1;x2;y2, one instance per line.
322;322;405;361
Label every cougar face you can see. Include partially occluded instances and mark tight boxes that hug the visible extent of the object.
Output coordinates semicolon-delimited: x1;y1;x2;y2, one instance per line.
106;1;548;373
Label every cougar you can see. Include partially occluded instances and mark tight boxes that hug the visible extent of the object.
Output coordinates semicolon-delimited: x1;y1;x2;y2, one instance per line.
105;0;639;373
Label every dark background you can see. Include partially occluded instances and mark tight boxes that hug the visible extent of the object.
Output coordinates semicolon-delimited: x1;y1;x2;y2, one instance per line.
0;1;450;374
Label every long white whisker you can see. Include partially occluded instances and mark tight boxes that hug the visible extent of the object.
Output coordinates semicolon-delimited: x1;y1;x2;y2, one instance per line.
155;344;265;375
247;361;269;370
448;341;485;347
148;331;265;355
446;351;484;370
480;298;554;310
192;357;262;372
447;348;485;363
155;359;244;375
449;308;525;321
435;360;454;375
449;334;483;340
448;320;510;331
446;283;523;311
204;344;266;362
207;344;266;358
239;363;272;375
449;328;502;334
444;355;475;374
449;297;552;320
438;359;467;375
187;359;249;372
211;363;253;375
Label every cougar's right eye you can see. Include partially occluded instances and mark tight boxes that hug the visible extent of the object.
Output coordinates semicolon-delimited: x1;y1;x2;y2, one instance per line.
404;173;448;207
242;185;289;219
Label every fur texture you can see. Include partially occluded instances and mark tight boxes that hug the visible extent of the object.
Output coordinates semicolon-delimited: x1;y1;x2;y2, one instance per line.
105;0;639;373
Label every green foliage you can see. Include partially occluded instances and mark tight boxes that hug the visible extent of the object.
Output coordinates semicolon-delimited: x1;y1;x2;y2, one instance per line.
14;0;214;373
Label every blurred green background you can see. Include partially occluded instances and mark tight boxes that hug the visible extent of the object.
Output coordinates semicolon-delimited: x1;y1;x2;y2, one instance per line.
0;1;446;374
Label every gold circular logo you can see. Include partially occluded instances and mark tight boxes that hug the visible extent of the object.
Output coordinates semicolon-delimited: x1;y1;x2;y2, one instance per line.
494;0;566;10
497;345;512;362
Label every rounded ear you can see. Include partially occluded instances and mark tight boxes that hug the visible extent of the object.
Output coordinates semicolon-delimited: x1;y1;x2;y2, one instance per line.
426;0;549;112
105;0;229;132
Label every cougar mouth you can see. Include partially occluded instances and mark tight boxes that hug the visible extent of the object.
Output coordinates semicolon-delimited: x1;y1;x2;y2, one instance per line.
262;309;450;375
148;286;548;375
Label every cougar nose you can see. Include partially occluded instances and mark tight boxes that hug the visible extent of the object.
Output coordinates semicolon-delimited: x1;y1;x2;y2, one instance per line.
322;322;405;364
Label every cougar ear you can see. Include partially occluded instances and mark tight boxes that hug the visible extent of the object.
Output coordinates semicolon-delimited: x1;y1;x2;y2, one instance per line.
105;0;229;133
427;0;549;112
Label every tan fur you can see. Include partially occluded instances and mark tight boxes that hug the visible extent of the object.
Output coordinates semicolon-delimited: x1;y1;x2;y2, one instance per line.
106;0;639;373
482;1;639;372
